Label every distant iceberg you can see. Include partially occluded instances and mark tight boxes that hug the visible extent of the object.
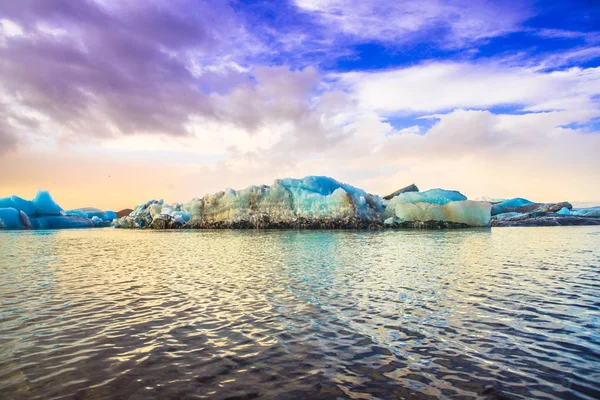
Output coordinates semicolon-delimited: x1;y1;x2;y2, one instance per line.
0;190;115;230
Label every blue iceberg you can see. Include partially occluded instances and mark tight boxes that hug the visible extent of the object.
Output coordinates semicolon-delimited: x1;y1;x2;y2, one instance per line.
0;190;116;230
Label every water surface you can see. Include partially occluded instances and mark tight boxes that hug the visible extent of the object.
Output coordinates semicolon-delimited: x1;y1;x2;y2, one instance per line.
1;227;599;399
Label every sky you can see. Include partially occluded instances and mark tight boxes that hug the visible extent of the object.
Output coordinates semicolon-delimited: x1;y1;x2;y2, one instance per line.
0;0;599;210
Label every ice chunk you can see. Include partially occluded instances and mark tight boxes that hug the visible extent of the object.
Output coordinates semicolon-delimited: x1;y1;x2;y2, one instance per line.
0;208;23;229
390;201;491;227
65;209;89;219
495;198;534;208
386;188;467;206
91;216;103;226
0;195;36;215
32;190;63;215
572;207;600;218
67;207;118;221
491;198;534;215
556;207;571;215
383;188;467;220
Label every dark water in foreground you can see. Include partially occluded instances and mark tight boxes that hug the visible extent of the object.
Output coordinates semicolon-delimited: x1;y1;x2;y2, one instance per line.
1;228;599;400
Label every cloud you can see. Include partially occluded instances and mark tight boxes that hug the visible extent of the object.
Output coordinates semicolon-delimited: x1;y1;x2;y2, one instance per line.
294;0;533;48
337;62;600;114
0;0;247;143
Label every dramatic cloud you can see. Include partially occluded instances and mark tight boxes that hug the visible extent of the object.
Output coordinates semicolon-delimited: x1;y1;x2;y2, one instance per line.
0;0;245;143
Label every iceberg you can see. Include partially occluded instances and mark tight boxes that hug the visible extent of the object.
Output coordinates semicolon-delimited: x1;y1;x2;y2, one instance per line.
0;190;116;230
116;177;384;229
114;176;494;229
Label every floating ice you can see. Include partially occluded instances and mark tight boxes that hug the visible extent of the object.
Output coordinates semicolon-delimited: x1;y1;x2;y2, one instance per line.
572;207;600;218
0;208;23;229
385;188;467;208
0;190;114;230
491;198;534;215
387;201;491;227
66;208;118;222
32;190;63;215
0;195;37;215
556;207;571;216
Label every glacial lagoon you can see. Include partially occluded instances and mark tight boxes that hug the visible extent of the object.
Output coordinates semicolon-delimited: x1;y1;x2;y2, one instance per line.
1;227;599;399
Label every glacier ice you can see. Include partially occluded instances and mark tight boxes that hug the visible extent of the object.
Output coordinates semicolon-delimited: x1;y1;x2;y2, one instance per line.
556;207;571;216
66;208;118;222
491;198;534;215
572;207;600;218
65;209;88;219
0;208;23;229
385;188;467;207
386;201;492;227
0;190;116;230
114;176;496;229
0;195;37;215
32;190;63;215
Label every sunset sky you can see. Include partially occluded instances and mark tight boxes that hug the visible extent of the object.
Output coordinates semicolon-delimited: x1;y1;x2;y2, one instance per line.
1;0;599;210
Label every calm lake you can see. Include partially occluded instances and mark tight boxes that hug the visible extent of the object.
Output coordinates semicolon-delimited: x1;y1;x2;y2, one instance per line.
1;227;599;399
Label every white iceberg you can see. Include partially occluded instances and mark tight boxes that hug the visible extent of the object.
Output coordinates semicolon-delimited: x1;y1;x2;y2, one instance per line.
386;201;492;227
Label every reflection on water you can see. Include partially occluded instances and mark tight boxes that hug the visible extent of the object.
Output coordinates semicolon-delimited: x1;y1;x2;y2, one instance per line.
1;228;599;399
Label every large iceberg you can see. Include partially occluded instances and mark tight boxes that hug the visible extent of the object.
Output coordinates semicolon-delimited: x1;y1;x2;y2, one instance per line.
0;190;116;230
116;177;385;229
114;176;493;229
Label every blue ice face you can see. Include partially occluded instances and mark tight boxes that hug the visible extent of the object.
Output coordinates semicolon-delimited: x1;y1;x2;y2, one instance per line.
32;190;63;216
0;195;37;216
0;208;23;229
